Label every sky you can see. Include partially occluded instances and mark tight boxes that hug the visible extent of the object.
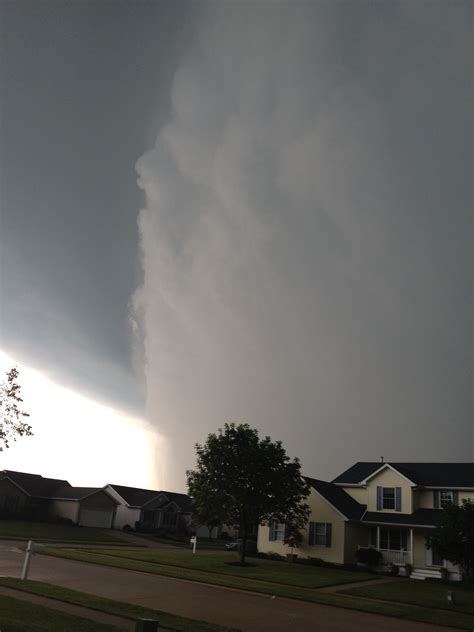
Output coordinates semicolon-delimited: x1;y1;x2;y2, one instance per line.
1;1;472;491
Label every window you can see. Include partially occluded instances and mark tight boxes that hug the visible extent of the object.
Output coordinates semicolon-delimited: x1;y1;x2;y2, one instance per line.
440;491;454;508
269;521;285;541
309;522;332;547
382;488;395;509
379;529;408;551
434;490;459;509
377;486;401;511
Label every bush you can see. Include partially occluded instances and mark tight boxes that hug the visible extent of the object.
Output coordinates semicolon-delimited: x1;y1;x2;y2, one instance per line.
263;551;285;561
355;547;382;568
440;567;449;582
390;563;400;576
122;524;133;532
404;563;413;577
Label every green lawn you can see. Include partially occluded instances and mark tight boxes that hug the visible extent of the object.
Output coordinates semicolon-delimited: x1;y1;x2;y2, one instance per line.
0;520;127;543
47;546;375;588
0;579;239;632
83;547;377;587
341;579;474;615
0;593;123;632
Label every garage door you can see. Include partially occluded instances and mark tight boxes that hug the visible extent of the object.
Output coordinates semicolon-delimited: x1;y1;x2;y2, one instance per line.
78;507;113;529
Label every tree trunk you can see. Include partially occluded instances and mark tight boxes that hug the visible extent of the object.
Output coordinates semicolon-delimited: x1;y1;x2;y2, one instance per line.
240;524;247;565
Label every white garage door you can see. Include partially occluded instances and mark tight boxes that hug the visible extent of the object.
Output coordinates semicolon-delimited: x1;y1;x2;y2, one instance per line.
78;507;113;528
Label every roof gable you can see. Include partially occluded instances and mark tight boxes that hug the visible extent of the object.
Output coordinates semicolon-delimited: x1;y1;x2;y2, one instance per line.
304;477;366;520
332;462;474;488
2;470;71;497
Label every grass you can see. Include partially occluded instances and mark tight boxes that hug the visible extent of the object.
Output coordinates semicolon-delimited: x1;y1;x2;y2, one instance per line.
41;547;474;629
53;547;376;588
0;578;239;632
341;578;474;615
0;592;123;632
0;520;127;543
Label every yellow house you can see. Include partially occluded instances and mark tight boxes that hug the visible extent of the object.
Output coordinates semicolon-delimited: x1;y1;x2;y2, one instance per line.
257;462;473;581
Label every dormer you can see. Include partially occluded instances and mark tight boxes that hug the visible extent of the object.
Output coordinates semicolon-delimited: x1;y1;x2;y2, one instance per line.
361;463;415;514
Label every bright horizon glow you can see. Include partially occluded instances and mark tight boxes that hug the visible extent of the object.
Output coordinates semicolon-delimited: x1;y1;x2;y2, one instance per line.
0;350;164;489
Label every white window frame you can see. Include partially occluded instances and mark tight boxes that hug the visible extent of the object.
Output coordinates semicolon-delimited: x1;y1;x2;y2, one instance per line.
382;487;395;510
269;521;285;542
439;491;454;508
309;522;327;546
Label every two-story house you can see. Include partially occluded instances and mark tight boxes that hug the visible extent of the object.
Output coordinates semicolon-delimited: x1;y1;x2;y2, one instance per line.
257;462;473;580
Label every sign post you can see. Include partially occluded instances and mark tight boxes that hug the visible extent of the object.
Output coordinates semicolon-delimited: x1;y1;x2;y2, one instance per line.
21;540;45;580
190;535;197;554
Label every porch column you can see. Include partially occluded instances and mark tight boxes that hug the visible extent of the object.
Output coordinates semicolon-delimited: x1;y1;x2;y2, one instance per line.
409;528;414;565
376;526;380;550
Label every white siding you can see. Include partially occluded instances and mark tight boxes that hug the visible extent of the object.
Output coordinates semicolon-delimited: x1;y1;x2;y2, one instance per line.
113;505;140;529
50;500;79;523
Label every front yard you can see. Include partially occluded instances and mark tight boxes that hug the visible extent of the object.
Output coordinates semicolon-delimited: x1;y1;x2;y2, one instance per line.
341;578;474;615
0;520;126;543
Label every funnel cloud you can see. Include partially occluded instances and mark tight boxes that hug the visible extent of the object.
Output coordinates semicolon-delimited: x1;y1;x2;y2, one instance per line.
134;2;471;489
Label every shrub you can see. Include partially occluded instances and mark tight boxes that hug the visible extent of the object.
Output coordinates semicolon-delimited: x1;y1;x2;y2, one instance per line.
122;524;133;532
355;547;382;568
440;567;449;582
265;551;285;561
390;563;400;576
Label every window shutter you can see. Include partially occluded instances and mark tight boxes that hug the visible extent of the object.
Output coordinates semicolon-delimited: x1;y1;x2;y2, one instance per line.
395;487;402;512
433;491;440;509
325;523;332;547
376;486;382;510
309;522;315;546
453;491;459;506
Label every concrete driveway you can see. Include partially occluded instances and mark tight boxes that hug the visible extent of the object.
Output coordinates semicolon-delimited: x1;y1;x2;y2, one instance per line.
0;542;457;632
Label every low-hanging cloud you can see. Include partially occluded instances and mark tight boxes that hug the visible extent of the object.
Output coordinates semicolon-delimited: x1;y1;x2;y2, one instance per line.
134;2;471;490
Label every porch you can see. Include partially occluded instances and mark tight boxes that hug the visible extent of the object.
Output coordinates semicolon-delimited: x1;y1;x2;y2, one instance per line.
367;525;414;565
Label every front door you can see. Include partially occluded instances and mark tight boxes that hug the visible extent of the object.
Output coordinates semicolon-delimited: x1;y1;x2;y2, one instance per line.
426;544;444;567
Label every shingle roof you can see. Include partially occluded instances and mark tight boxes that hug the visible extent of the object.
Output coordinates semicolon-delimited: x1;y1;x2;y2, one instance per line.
362;509;444;527
332;463;474;488
3;470;71;497
52;485;118;501
108;484;162;507
108;484;194;512
304;477;366;520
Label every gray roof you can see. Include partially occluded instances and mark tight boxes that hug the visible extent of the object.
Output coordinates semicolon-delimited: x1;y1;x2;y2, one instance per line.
305;477;366;520
52;485;118;502
332;463;474;488
362;509;444;527
3;470;71;497
108;483;194;512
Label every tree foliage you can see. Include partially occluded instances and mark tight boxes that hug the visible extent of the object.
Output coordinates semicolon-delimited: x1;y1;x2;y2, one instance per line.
427;499;474;579
0;367;32;451
187;423;310;564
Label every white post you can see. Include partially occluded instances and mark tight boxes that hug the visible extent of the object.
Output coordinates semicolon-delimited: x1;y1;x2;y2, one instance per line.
193;536;197;554
376;526;380;550
409;528;414;565
21;540;33;580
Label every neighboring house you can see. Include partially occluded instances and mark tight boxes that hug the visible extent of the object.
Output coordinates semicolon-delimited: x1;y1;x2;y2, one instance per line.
257;462;474;580
105;483;194;532
0;470;118;528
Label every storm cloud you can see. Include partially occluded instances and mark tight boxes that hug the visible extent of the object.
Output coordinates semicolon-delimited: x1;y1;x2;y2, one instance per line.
134;2;472;489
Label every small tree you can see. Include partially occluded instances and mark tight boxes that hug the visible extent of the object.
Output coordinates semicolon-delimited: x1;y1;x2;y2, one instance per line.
284;523;303;560
427;499;474;580
187;423;310;565
0;367;32;451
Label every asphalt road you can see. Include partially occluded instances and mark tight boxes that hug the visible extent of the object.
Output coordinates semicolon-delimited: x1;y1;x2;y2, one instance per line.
0;543;457;632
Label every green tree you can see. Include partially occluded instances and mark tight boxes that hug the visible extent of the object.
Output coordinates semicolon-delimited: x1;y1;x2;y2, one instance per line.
187;423;310;564
427;499;474;579
0;367;32;451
